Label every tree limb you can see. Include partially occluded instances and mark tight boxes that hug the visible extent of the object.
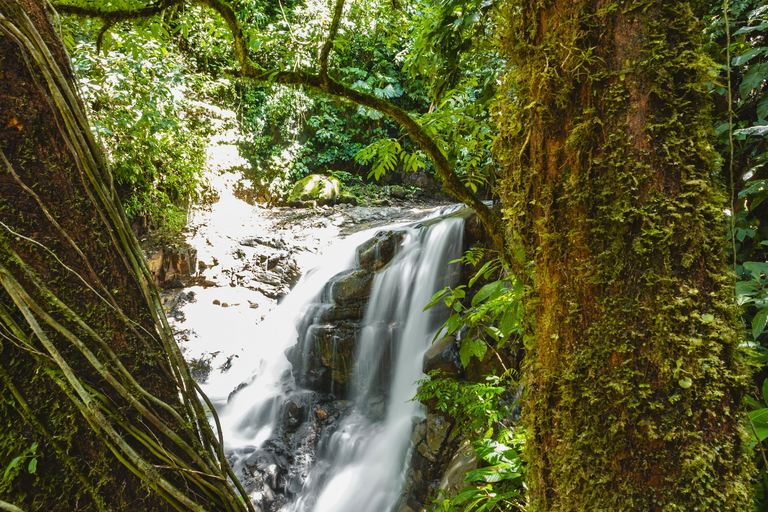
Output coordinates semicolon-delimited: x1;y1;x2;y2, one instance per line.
319;0;345;82
52;0;511;264
52;0;184;22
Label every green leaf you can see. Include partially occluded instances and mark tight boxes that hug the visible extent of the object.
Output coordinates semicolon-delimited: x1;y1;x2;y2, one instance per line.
465;464;521;483
459;340;472;367
762;378;768;405
701;313;714;323
4;456;21;480
747;394;765;410
469;261;493;287
734;125;768;137
740;63;768;98
732;47;766;67
749;410;768;442
744;261;768;279
27;458;37;474
499;309;518;338
733;23;768;35
678;378;692;389
472;281;501;307
424;287;449;311
753;306;768;340
470;337;487;360
445;313;463;335
750;408;768;423
758;95;768;121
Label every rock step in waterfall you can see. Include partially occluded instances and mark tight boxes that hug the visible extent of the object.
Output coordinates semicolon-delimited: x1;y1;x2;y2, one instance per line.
189;206;512;512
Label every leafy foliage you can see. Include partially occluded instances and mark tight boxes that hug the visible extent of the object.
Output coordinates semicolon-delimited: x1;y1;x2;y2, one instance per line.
418;251;526;511
425;254;523;368
65;22;220;234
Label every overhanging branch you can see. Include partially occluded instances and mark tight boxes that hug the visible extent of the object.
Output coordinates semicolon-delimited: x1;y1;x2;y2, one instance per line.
52;0;183;22
52;0;511;264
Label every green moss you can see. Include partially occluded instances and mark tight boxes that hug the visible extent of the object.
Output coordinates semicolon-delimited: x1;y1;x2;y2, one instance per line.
286;174;342;204
495;1;753;510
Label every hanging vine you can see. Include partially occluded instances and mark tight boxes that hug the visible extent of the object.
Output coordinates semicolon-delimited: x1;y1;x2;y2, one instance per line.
0;1;252;510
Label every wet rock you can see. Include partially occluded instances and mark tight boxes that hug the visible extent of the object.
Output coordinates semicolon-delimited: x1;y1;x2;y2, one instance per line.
189;355;213;383
403;412;460;510
439;442;477;496
283;400;305;432
356;229;404;271
390;185;408;199
366;395;387;422
465;344;513;383
144;239;197;288
423;336;463;378
419;413;451;462
319;304;366;322
286;174;342;206
329;269;374;305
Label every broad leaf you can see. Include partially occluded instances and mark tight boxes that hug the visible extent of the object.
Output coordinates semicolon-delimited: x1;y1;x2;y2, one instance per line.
753;306;768;340
740;63;768;98
472;281;502;307
732;47;767;66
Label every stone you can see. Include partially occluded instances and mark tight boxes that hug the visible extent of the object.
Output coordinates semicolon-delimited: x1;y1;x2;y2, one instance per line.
439;442;477;496
329;269;373;305
144;239;197;288
426;413;451;454
356;230;404;272
213;299;221;305
286;174;342;206
422;336;463;378
390;185;408;199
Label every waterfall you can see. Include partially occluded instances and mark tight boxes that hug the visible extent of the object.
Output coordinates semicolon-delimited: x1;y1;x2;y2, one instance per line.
206;210;465;512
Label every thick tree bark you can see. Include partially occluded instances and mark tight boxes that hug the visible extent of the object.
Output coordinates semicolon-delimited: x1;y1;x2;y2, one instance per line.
0;1;249;510
497;1;752;509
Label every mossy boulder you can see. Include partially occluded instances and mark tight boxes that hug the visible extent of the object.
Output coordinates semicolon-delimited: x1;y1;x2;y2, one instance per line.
286;174;342;206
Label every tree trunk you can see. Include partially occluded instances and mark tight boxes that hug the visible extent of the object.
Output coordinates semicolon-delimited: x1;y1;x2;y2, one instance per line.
0;1;249;510
497;1;752;509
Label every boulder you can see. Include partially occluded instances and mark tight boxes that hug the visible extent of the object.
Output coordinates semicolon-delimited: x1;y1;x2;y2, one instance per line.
439;442;477;496
144;241;197;289
286;174;342;206
423;336;463;378
329;269;374;305
356;230;404;272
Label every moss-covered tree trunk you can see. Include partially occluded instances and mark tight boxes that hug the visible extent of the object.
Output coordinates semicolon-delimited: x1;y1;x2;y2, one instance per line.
0;1;250;510
497;1;753;509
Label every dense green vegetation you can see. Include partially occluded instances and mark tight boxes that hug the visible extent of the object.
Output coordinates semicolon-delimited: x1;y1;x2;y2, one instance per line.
5;0;768;509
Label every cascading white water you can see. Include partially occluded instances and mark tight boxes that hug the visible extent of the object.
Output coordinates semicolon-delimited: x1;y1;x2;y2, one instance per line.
294;217;464;512
204;210;465;511
198;228;379;473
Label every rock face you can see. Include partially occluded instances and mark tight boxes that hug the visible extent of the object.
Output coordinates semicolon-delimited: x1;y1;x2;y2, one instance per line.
143;238;197;289
195;234;302;299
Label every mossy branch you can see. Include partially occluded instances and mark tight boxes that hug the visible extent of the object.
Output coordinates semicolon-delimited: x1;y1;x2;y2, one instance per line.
52;0;184;23
51;0;511;264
